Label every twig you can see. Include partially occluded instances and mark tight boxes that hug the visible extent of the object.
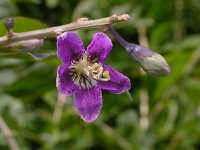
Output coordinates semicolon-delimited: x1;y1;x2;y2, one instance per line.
0;14;130;47
0;115;20;150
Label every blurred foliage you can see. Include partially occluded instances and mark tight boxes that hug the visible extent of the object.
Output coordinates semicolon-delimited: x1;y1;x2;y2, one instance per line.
0;0;200;150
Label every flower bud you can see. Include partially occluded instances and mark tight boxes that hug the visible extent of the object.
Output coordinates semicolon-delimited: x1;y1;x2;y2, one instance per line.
5;18;15;37
5;18;14;31
1;39;44;52
131;45;170;76
108;26;170;76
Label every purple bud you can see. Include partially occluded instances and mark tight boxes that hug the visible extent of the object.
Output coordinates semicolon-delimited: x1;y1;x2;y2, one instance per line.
108;26;170;76
132;45;171;75
5;18;14;31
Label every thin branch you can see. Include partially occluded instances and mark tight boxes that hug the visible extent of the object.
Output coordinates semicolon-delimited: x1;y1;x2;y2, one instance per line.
0;14;130;47
0;115;20;150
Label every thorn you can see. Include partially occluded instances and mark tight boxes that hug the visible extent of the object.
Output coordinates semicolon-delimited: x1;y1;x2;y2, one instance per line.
110;14;118;22
102;26;109;33
77;17;89;22
119;14;130;21
110;14;130;22
54;29;63;36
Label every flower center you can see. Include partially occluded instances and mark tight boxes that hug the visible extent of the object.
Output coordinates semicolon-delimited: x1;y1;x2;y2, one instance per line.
70;53;110;89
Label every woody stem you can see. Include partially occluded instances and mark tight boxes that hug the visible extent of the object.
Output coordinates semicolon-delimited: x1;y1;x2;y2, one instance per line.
0;14;130;47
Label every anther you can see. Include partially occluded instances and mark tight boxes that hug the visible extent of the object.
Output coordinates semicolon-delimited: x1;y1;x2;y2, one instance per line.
70;53;110;89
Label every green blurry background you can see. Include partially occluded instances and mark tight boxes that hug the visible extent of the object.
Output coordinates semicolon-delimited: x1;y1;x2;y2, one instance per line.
0;0;200;149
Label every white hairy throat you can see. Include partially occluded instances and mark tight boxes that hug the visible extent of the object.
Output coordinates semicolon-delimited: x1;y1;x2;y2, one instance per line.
70;53;110;89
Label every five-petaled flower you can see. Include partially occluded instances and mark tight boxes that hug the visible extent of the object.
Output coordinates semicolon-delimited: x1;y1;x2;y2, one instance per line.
56;32;131;123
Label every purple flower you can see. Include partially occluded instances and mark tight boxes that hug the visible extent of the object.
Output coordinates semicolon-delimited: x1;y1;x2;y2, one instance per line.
56;32;131;123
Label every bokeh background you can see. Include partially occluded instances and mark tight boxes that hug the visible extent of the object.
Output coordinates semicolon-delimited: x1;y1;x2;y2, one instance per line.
0;0;200;150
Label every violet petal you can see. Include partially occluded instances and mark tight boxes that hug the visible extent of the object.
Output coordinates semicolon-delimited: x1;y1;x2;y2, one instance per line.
57;32;84;67
74;86;102;123
99;65;131;94
56;65;77;96
87;32;112;63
